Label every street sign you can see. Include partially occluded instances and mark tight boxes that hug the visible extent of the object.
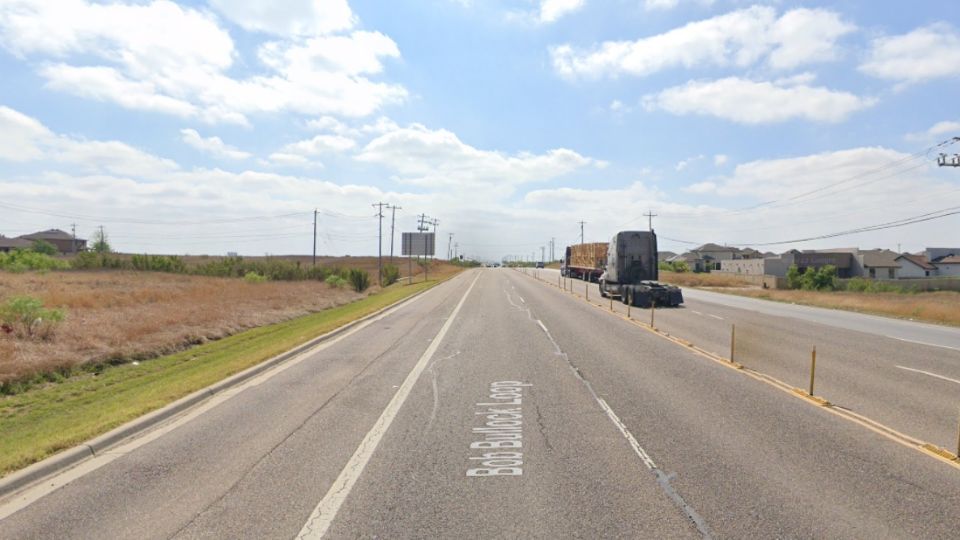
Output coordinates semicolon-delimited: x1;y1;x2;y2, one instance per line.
402;232;435;256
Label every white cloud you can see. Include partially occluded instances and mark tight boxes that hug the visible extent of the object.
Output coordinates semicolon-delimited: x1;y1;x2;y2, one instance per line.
208;0;356;37
180;129;251;160
539;0;585;23
551;6;854;78
0;106;52;161
0;105;178;176
643;0;714;11
643;77;876;124
682;181;717;194
860;23;960;85
0;0;405;124
356;123;600;190
713;154;728;166
675;154;704;171
905;120;960;142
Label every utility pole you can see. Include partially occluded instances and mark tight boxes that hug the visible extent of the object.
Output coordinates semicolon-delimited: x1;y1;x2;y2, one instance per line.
540;246;545;263
312;209;317;267
71;223;77;254
417;213;431;232
550;237;555;262
644;210;658;231
373;202;387;286
578;221;586;244
387;204;401;262
447;233;454;260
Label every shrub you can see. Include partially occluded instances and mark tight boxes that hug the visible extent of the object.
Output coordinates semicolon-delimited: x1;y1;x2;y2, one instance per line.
243;271;267;283
0;250;70;272
381;264;401;286
0;296;66;340
786;264;802;290
131;254;187;273
348;268;370;292
30;239;59;256
325;274;347;288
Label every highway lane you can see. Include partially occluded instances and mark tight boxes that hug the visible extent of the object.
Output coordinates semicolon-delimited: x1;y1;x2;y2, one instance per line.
3;268;960;538
681;287;960;351
536;267;960;451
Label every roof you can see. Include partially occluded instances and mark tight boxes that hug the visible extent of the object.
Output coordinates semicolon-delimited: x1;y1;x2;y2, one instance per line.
695;243;737;252
19;229;75;241
936;256;960;264
860;249;900;268
896;254;936;270
0;235;33;249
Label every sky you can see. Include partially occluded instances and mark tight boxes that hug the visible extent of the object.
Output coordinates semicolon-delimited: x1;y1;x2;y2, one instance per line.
0;0;958;261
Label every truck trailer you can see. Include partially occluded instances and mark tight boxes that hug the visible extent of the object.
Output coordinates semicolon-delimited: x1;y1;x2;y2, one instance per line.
561;242;608;282
598;231;683;307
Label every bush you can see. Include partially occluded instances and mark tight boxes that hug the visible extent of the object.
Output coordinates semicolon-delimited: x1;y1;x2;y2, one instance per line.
0;296;66;340
348;269;370;292
786;264;802;290
131;254;187;273
844;277;908;294
243;271;267;283
0;250;70;272
381;264;401;286
325;274;348;288
30;240;59;256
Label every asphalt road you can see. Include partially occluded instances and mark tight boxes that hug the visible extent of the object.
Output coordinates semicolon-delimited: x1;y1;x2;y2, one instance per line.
3;268;960;538
537;267;960;451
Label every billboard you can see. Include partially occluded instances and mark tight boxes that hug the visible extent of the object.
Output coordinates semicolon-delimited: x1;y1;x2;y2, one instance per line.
402;232;435;256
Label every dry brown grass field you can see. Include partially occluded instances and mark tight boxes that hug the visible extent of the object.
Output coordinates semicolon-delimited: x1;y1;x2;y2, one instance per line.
659;271;752;288
0;258;460;384
728;288;960;327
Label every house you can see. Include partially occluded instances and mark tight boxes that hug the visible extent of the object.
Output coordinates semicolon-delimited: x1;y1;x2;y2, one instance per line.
18;229;86;254
657;251;677;263
0;235;33;253
896;254;936;278
858;249;901;280
934;255;960;277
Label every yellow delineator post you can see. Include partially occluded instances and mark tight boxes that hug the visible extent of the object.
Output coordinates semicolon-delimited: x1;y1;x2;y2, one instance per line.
650;301;655;328
956;407;960;459
730;324;736;363
809;346;817;396
585;282;589;301
609;296;613;311
627;301;631;319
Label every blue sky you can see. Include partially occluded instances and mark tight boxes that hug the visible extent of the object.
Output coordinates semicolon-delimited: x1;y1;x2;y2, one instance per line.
0;0;958;260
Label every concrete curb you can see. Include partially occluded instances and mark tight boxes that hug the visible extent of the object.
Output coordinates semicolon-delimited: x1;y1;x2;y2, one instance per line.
0;275;458;499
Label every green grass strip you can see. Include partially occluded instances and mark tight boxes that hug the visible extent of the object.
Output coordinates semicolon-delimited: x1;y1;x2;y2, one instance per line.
0;278;449;477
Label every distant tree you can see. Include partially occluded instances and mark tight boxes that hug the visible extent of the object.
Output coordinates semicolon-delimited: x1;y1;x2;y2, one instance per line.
91;228;111;253
30;239;58;256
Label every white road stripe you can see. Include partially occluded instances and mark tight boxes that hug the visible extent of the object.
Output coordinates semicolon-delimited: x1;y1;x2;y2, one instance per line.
707;314;724;320
596;397;657;470
297;272;482;539
518;295;525;304
895;365;960;386
894;337;960;352
691;311;703;316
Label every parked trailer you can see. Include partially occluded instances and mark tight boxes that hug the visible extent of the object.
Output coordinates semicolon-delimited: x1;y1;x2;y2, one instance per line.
598;231;683;307
561;242;608;282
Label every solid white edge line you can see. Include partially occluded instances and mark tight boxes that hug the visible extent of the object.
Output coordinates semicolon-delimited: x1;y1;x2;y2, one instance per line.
894;337;960;352
297;271;482;539
895;365;960;386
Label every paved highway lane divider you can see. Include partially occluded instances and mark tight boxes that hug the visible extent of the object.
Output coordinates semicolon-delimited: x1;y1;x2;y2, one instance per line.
515;267;960;470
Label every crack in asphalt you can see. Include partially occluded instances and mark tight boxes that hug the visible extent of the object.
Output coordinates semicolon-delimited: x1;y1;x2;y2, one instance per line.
426;350;461;434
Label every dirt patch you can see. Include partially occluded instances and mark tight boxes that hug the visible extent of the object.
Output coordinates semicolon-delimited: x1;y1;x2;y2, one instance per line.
660;271;754;288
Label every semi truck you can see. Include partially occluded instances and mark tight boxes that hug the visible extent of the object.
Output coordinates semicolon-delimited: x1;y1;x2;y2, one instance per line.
562;231;683;307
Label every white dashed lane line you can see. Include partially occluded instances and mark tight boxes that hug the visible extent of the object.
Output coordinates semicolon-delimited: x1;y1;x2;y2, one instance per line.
895;365;960;386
